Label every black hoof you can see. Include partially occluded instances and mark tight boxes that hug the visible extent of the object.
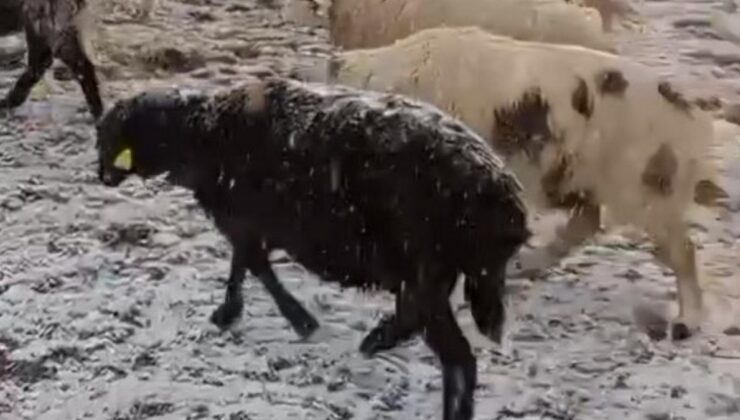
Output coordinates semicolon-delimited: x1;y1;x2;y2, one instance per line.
671;322;693;341
293;313;320;339
210;302;243;329
359;316;406;357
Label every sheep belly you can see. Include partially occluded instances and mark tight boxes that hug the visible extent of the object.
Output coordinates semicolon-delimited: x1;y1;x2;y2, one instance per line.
202;162;435;293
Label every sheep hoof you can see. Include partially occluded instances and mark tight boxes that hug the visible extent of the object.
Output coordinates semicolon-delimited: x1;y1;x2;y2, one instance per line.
210;302;242;329
292;315;320;340
671;322;696;341
359;315;409;357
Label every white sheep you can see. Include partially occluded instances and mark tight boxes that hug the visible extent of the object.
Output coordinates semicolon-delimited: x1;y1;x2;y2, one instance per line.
284;0;616;52
324;25;729;341
567;0;644;32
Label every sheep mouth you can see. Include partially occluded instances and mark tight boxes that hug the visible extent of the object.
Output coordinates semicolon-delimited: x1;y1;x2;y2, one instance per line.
99;165;128;187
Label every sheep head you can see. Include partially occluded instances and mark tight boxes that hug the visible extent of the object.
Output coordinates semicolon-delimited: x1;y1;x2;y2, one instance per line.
96;89;206;187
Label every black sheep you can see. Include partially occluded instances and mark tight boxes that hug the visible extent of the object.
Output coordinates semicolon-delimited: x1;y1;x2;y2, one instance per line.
95;75;530;420
0;0;103;119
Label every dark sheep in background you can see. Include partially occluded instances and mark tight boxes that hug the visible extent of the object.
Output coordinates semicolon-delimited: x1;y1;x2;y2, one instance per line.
95;74;530;420
0;0;103;119
0;0;24;35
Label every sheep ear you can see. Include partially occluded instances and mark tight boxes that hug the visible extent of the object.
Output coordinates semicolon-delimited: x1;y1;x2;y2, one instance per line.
113;148;133;171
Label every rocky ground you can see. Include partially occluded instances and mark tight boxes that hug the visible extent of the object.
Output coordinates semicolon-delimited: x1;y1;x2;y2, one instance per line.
2;0;740;419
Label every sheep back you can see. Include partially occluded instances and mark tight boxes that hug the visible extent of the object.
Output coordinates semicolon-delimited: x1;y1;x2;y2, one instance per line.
184;77;531;291
330;26;718;230
328;0;615;52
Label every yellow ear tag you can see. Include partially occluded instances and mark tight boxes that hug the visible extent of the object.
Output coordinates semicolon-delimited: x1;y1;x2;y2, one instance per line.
113;148;133;171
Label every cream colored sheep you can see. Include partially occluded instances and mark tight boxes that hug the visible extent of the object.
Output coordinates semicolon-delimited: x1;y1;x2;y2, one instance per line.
566;0;644;31
326;26;729;341
284;0;616;52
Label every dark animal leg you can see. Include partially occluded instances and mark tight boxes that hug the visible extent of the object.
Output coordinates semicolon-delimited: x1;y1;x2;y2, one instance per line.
360;284;421;357
422;269;477;420
0;27;52;110
209;248;249;328
56;29;103;119
256;261;320;339
210;239;319;339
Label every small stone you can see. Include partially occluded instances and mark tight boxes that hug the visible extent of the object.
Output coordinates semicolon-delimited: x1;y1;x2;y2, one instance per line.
645;413;671;420
132;352;157;370
268;356;294;371
619;268;643;281
724;102;740;126
2;196;23;211
705;393;740;416
614;373;630;389
633;305;668;341
723;326;740;336
671;385;687;399
152;232;180;247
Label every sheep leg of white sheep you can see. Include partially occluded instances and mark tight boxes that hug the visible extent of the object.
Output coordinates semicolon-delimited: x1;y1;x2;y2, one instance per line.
511;201;601;278
0;27;52;111
55;28;103;119
650;223;704;341
210;239;320;339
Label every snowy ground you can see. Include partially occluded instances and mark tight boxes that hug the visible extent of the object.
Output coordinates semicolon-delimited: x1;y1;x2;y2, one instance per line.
2;0;740;419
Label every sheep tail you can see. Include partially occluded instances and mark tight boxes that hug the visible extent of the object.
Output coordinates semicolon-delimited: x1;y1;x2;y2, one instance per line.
463;264;508;344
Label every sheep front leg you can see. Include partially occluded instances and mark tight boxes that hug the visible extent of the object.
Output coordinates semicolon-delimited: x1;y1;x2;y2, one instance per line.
254;258;320;339
0;28;52;111
55;29;104;119
650;224;704;340
512;201;600;278
210;239;319;339
210;247;250;329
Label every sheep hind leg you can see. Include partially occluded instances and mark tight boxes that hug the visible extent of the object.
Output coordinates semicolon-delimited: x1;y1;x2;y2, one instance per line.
210;239;319;339
420;268;477;420
512;201;600;278
0;27;52;111
55;29;103;119
256;261;319;339
651;225;704;341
